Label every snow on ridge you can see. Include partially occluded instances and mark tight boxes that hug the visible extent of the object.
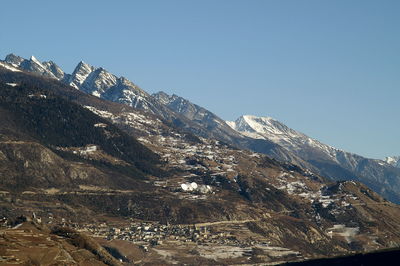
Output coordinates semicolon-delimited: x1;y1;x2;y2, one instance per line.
227;114;346;163
30;55;44;68
0;61;22;72
241;115;277;134
384;156;400;168
243;114;276;123
28;55;58;78
225;121;236;129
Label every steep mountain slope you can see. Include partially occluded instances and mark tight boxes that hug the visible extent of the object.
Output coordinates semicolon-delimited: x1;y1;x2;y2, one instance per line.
50;94;400;260
2;64;400;264
1;55;310;169
151;91;247;144
152;92;400;204
152;91;314;168
153;91;239;137
227;115;400;203
0;74;163;191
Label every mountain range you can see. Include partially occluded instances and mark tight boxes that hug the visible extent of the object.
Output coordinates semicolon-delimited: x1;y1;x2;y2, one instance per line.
2;53;400;204
2;54;311;167
3;54;400;202
226;115;400;203
1;54;400;264
153;91;400;203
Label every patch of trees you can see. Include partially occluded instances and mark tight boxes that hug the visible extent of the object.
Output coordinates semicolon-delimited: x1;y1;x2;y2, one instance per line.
0;79;164;178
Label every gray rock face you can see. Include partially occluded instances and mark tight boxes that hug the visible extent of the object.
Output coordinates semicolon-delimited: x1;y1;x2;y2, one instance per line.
153;91;240;136
4;54;65;79
20;56;57;78
42;61;65;80
4;53;25;66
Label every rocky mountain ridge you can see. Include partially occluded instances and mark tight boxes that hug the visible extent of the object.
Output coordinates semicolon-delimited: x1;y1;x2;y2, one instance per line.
1;61;400;264
1;55;310;168
150;91;400;204
2;54;400;204
3;54;164;114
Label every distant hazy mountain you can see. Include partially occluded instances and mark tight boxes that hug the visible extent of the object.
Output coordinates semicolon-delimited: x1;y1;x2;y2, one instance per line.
227;115;400;203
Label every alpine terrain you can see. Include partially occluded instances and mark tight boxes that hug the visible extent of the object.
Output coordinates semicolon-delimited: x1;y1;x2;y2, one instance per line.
0;55;400;265
2;54;312;168
151;89;400;204
226;115;400;203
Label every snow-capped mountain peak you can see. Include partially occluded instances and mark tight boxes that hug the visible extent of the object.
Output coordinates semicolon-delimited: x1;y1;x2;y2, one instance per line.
68;61;96;89
384;156;400;168
226;114;400;204
30;55;42;66
227;115;307;143
227;114;354;166
232;115;279;134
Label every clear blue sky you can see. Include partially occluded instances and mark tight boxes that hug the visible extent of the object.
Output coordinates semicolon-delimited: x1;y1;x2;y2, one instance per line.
1;0;399;159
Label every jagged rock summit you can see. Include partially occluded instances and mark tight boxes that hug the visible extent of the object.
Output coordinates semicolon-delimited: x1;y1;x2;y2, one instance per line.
3;54;162;115
4;54;64;79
